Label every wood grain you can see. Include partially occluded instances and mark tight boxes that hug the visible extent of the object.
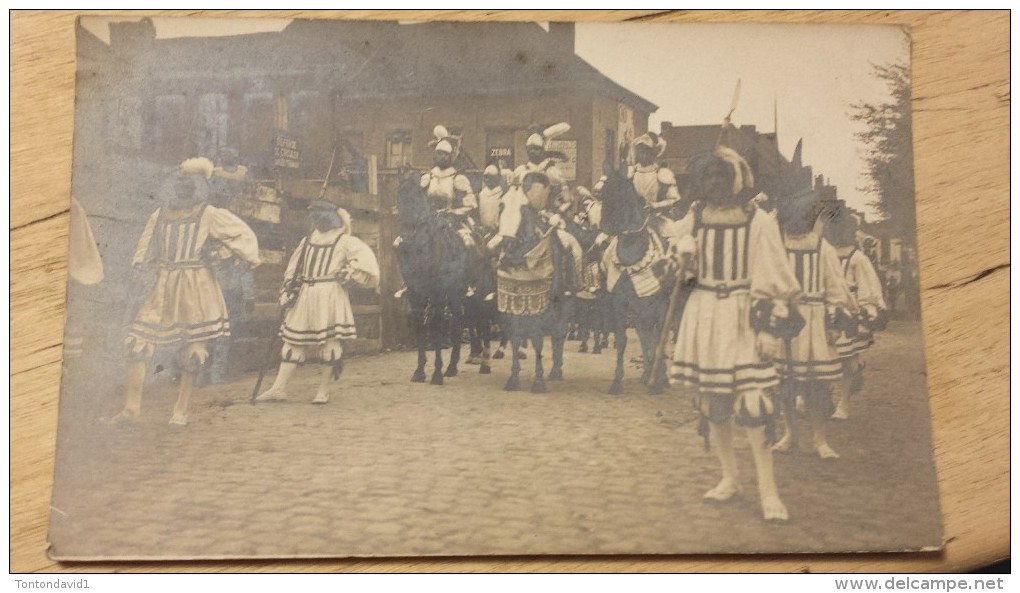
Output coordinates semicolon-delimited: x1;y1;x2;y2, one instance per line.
10;9;1009;573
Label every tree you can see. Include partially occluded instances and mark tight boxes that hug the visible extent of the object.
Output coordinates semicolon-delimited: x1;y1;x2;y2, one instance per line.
850;62;915;244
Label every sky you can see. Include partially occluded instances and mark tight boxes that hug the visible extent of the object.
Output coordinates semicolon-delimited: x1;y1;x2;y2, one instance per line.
81;17;909;219
575;22;909;219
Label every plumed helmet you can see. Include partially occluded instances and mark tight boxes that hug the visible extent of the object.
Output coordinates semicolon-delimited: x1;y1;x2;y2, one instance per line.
633;132;667;159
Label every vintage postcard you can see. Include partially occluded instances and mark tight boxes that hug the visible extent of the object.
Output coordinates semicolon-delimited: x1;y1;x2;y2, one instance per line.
49;16;941;559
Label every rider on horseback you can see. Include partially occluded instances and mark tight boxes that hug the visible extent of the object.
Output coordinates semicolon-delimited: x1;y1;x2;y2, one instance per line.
511;123;571;201
629;132;683;238
421;126;478;249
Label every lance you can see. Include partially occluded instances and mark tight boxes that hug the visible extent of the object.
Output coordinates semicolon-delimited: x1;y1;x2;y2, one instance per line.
252;142;338;404
649;252;693;389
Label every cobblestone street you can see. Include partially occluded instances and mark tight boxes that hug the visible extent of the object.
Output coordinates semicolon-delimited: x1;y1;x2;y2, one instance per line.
48;320;942;559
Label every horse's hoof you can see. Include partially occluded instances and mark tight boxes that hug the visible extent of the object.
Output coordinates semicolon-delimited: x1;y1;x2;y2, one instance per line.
608;382;623;395
492;350;505;360
548;368;563;381
445;367;459;378
518;350;528;360
646;382;665;396
430;372;444;386
465;356;481;365
504;377;521;391
579;343;588;353
592;345;602;354
479;364;491;375
411;370;427;383
531;380;548;394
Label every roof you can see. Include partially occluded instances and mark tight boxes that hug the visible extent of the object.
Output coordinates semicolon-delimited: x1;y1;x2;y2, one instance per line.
117;19;658;113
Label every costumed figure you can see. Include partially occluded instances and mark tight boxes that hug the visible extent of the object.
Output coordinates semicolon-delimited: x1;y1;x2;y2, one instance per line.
256;202;379;404
512;123;571;202
422;125;478;249
203;146;256;385
63;196;105;364
823;204;888;420
209;147;250;208
771;191;857;459
106;157;260;426
629;132;682;236
669;147;801;521
466;164;509;367
570;186;610;354
489;171;583;392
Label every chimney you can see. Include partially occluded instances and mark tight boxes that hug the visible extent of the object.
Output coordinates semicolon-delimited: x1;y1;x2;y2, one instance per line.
660;121;673;134
548;22;575;55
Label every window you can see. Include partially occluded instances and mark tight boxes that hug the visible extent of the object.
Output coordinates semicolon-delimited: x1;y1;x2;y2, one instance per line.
386;130;413;168
196;93;229;159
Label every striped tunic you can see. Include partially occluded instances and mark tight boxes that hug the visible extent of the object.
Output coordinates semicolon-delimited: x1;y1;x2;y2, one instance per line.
833;246;887;358
774;232;855;381
669;204;801;394
279;228;380;363
128;203;260;349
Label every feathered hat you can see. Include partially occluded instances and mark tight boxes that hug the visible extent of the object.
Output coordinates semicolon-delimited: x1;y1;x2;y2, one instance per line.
526;122;571;150
427;125;459;158
161;156;213;204
179;157;215;180
713;146;755;196
633;132;667;159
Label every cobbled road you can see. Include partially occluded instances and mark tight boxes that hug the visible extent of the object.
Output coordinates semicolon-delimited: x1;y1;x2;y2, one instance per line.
48;320;942;559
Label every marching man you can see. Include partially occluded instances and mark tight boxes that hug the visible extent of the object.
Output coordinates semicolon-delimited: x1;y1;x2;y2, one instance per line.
772;192;857;458
477;164;508;238
106;158;260;426
256;201;379;405
824;204;887;420
669;147;802;521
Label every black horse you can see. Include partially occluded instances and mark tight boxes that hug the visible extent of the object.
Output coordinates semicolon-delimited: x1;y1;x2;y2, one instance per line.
394;171;469;385
495;182;578;393
599;164;674;395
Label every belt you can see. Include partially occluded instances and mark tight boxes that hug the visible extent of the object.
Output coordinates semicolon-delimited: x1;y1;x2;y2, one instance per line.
800;295;826;304
160;261;206;270
298;277;342;286
694;283;750;298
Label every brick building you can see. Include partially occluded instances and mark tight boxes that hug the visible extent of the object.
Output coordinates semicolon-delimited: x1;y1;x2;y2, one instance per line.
72;18;658;364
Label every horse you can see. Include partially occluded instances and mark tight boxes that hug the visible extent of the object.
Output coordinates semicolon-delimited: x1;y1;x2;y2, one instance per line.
393;170;470;385
495;183;580;393
567;217;611;355
462;232;500;376
598;164;674;395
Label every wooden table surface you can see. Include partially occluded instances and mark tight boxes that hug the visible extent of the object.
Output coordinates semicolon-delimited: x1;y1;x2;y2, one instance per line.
10;10;1010;573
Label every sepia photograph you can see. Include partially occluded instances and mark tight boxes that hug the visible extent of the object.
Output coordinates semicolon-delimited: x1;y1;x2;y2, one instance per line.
42;14;948;560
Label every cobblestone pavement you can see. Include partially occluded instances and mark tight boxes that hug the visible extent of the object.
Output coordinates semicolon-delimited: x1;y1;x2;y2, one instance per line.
48;320;942;559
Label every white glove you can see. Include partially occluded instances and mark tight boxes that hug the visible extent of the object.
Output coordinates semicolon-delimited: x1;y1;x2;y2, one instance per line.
547;213;564;229
755;332;782;362
392;236;403;248
487;234;504;251
771;301;789;320
674;234;696;258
